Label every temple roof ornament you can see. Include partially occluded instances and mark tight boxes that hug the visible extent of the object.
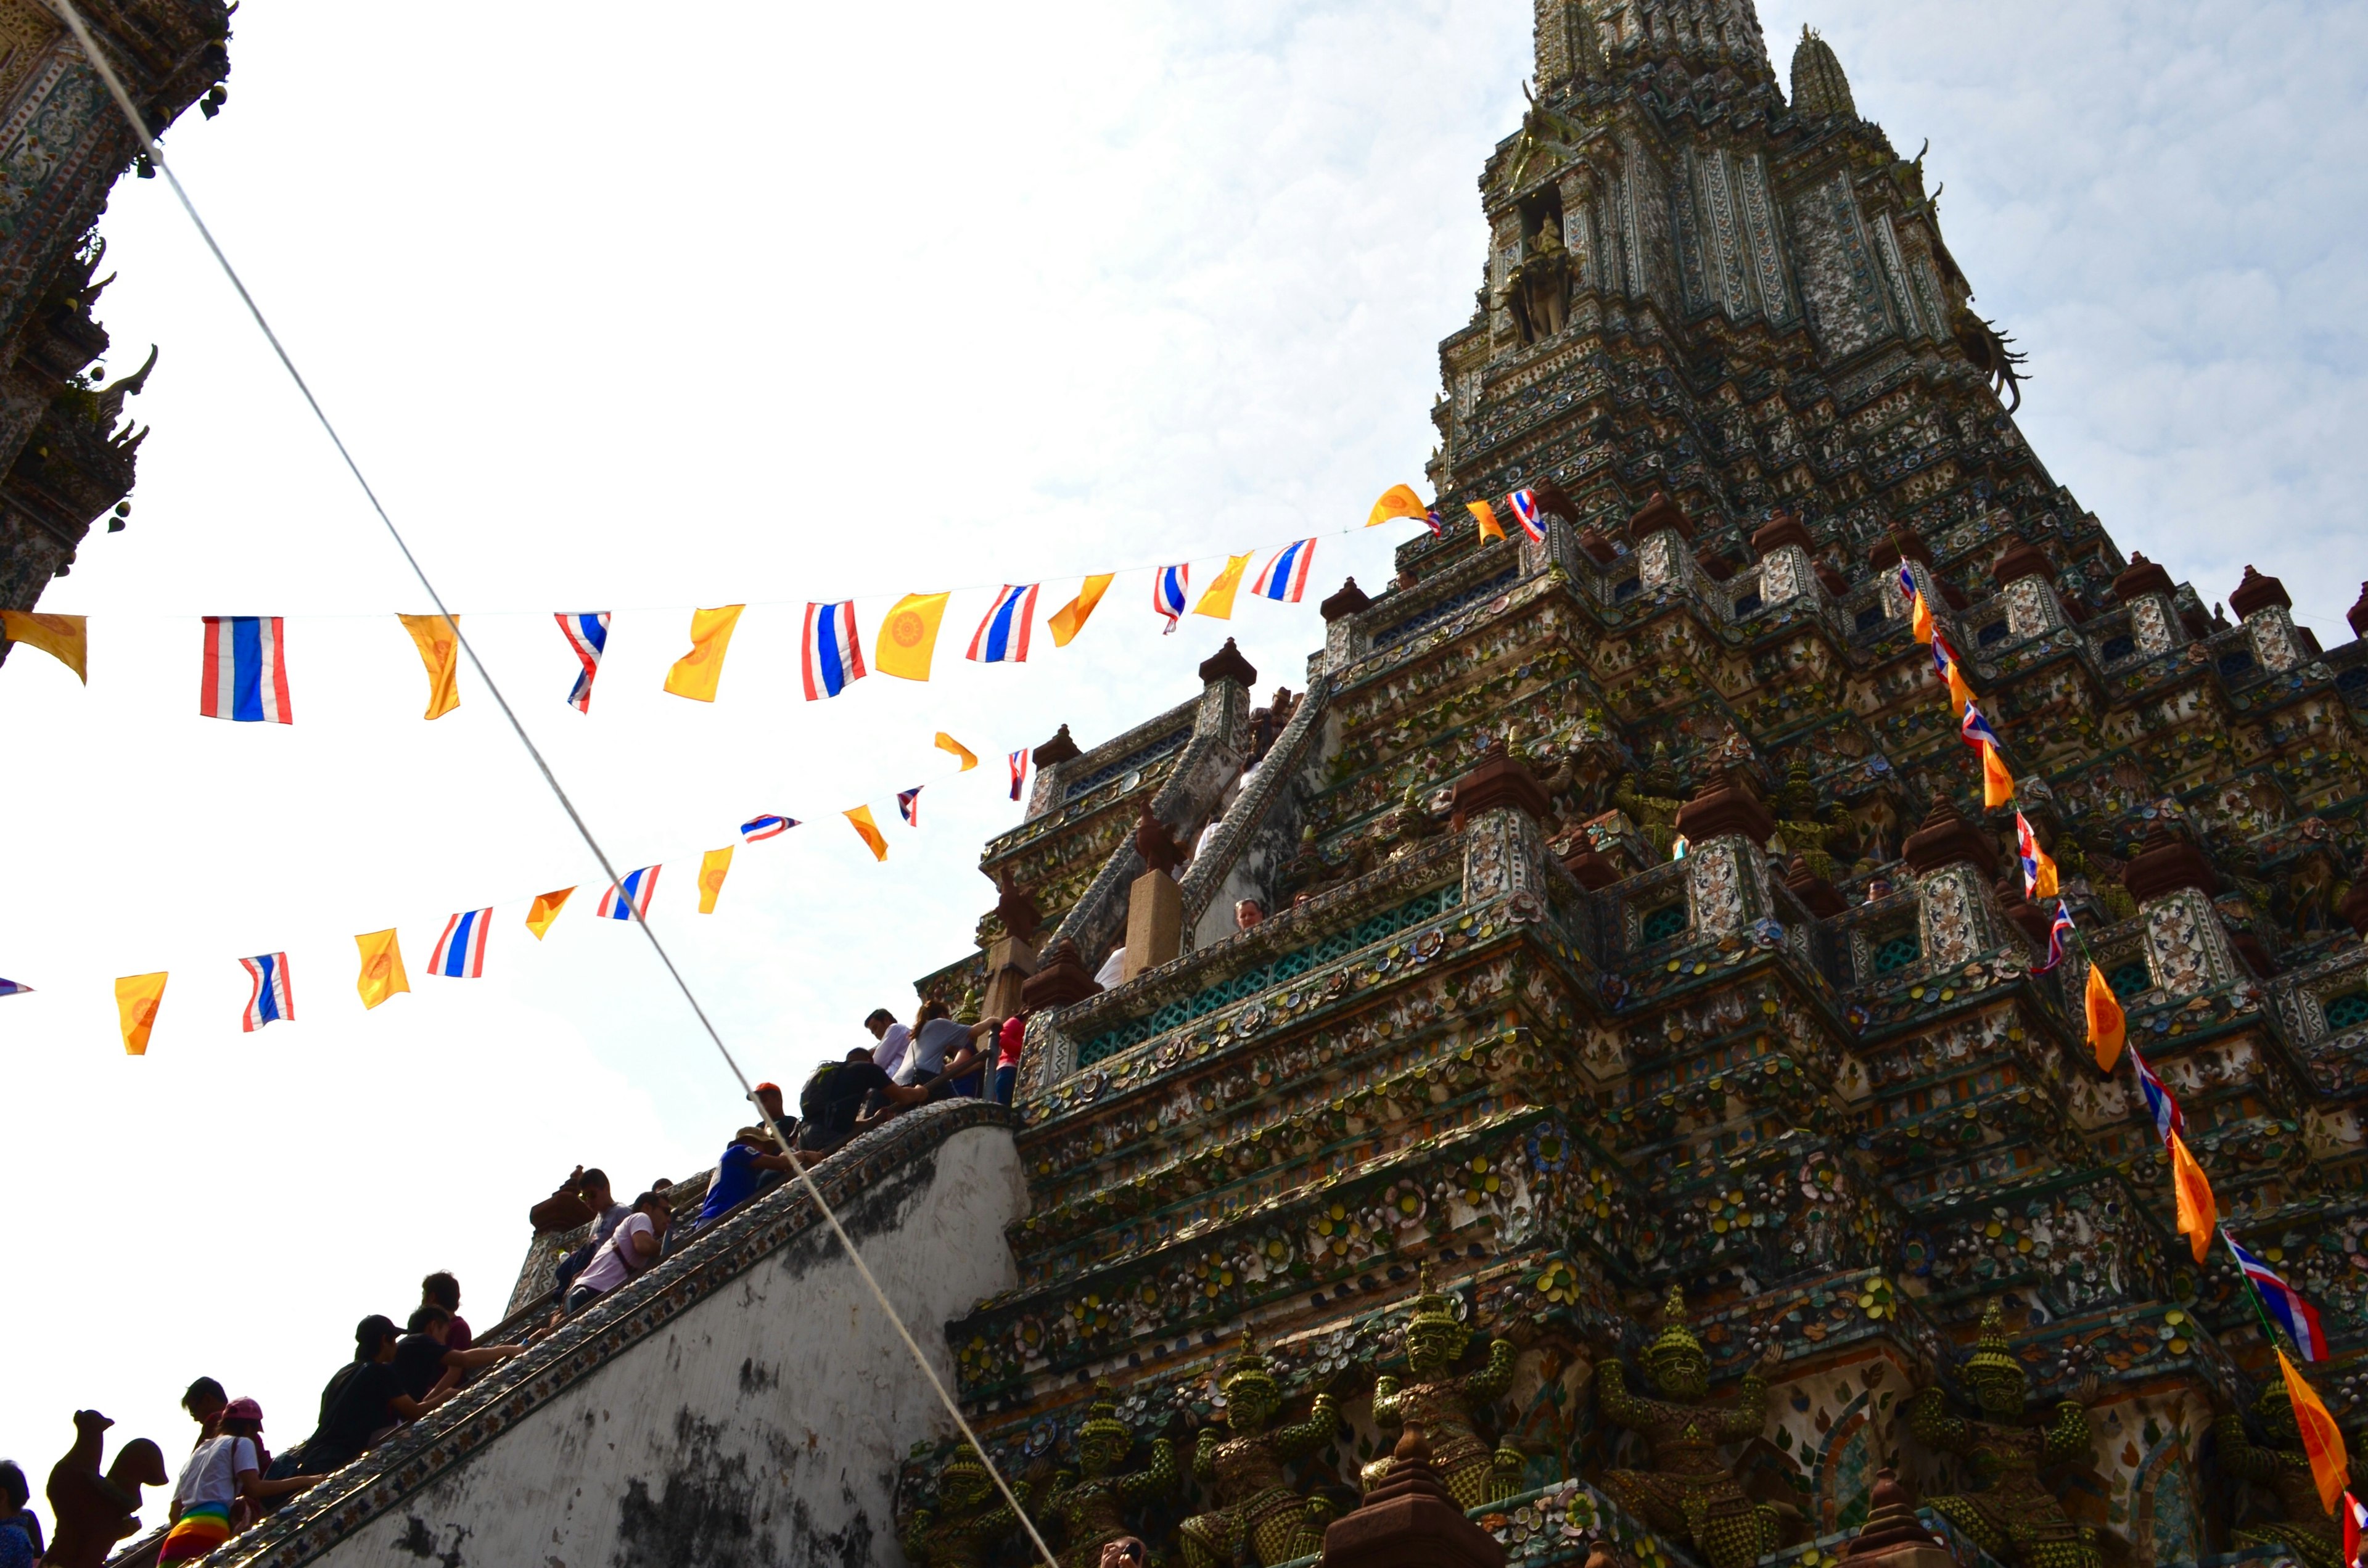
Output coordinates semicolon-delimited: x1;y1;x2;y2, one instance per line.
1789;26;1857;120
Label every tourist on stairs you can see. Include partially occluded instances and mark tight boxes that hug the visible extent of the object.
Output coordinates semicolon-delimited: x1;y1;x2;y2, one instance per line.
800;1048;929;1155
564;1189;672;1313
290;1321;449;1478
157;1400;306;1564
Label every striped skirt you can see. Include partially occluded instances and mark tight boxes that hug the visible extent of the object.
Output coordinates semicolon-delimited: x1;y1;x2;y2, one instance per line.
157;1501;234;1565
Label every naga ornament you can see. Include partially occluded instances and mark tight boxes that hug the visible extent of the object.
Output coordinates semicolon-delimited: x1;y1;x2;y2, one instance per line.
1595;1286;1787;1568
1905;1300;2101;1568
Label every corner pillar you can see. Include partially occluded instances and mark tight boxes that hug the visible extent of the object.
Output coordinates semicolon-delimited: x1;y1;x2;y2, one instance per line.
2230;565;2304;673
1900;795;2012;967
1991;540;2065;640
2124;825;2238;997
2113;554;2183;658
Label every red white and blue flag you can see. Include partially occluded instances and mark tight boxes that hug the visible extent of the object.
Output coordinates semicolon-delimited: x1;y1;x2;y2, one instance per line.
2343;1492;2366;1567
2016;813;2047;897
1009;749;1028;802
555;612;610;714
1423;509;1444;538
801;601;866;701
199;615;293;724
2227;1229;2330;1362
2129;1047;2184;1146
0;977;27;998
598;866;659;921
238;951;294;1031
1153;565;1190;634
967;584;1039;664
897;787;923;826
1959;702;2004;753
1251;540;1317;604
2033;901;2074;974
1896;562;1918;604
740;814;797;842
430;909;491;979
1507;489;1547;543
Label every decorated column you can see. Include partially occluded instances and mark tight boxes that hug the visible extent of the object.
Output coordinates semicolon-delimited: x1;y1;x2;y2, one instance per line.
2229;564;2305;674
1626;491;1695;593
2111;553;2183;659
2121;822;2239;999
1900;795;2015;966
1990;540;2065;641
1749;511;1821;613
1671;768;1779;941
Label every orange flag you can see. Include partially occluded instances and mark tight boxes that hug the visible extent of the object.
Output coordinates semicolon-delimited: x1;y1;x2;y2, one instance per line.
525;887;575;940
1;610;88;682
114;972;167;1054
1909;590;1934;645
1466;499;1506;543
2280;1348;2351;1514
1982;744;2015;810
935;733;978;771
1367;484;1430;528
397;613;462;720
845;805;889;861
2168;1131;2215;1264
2086;962;2126;1073
696;847;734;913
1047;574;1114;647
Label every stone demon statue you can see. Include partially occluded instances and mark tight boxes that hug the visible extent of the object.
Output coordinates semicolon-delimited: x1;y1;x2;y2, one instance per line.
1044;1382;1178;1568
1360;1268;1524;1506
1178;1335;1338;1568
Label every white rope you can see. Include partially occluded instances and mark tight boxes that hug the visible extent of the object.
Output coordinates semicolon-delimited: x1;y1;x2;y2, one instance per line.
39;6;1058;1561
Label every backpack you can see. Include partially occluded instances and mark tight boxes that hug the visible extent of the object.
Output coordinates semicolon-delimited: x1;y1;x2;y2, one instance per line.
797;1064;841;1126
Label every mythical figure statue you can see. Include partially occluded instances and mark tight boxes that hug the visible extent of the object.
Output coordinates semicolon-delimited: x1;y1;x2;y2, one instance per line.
1505;219;1572;343
1359;1267;1526;1505
898;1442;1039;1568
1613;747;1686;861
1904;1301;2100;1568
1595;1286;1787;1568
2216;1377;2361;1568
43;1410;166;1568
1044;1383;1178;1568
1178;1336;1339;1568
1948;301;2028;412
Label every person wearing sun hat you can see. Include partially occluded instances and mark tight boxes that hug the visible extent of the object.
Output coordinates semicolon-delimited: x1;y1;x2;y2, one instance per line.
157;1399;308;1564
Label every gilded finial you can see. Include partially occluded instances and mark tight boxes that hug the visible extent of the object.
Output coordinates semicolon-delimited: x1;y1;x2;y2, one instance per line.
1967;1298;2020;1379
1646;1284;1703;1365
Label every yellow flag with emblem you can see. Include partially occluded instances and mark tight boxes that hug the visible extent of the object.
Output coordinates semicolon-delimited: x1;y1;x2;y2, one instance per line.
1;610;87;682
115;972;168;1054
1194;554;1254;620
1048;575;1114;647
355;929;410;1009
397;613;462;720
875;592;951;681
664;605;746;702
697;846;734;913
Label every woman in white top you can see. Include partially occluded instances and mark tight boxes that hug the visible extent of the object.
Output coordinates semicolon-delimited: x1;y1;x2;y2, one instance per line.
156;1399;308;1565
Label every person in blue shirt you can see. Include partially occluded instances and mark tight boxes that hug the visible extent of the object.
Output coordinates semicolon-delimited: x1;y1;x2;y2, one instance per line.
694;1084;803;1231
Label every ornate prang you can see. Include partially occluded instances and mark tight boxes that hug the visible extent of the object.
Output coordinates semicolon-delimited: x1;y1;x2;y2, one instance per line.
1595;1287;1788;1568
1178;1333;1340;1568
1361;1266;1524;1506
1905;1302;2101;1568
1044;1381;1178;1568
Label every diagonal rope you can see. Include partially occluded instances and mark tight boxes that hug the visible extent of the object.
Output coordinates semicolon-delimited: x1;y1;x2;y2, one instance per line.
41;5;1057;1560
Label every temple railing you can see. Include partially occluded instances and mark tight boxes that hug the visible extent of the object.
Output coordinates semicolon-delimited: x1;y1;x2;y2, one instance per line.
1175;670;1334;951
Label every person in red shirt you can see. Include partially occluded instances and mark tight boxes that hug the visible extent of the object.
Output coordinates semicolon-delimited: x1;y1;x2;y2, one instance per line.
992;1010;1030;1106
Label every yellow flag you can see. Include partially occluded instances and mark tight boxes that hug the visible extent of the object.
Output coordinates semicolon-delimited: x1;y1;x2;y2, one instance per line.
1467;500;1507;542
846;805;889;861
114;972;166;1055
1910;590;1934;645
525;887;575;940
1194;553;1254;620
663;604;746;702
2279;1348;2351;1514
875;592;951;681
1981;744;2015;810
1047;574;1114;647
1367;484;1429;528
1;610;87;683
397;613;462;720
697;846;734;913
2168;1131;2216;1265
935;733;979;771
355;929;410;1010
2086;962;2126;1073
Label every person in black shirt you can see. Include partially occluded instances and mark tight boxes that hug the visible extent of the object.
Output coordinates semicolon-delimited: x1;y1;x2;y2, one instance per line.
390;1307;519;1403
292;1320;446;1477
797;1049;927;1153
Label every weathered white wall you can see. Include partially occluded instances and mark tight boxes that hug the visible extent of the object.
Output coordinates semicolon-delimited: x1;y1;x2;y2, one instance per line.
302;1125;1024;1568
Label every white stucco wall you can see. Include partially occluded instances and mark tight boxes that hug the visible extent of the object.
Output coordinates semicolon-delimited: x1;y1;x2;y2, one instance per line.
298;1124;1024;1568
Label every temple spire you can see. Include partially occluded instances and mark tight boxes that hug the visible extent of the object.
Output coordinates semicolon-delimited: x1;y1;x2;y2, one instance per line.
1789;25;1857;118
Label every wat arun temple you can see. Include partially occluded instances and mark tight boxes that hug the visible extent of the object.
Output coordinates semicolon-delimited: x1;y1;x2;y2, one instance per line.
184;3;2368;1567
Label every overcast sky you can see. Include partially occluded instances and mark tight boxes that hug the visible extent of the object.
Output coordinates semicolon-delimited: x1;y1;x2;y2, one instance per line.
1;0;2359;1510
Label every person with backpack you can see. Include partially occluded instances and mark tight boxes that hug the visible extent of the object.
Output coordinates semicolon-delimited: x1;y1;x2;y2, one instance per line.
797;1048;929;1156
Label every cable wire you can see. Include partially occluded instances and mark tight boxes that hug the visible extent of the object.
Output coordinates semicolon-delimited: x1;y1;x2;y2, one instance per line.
41;5;1059;1559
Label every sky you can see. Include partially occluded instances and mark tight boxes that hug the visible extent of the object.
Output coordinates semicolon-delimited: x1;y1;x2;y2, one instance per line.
1;0;2361;1509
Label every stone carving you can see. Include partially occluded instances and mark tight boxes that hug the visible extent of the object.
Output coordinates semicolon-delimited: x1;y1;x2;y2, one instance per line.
1904;1302;2100;1568
1595;1287;1786;1568
1178;1336;1340;1568
1045;1383;1178;1568
1505;220;1572;343
43;1410;165;1568
2216;1379;2357;1568
898;1442;1039;1568
1359;1268;1525;1506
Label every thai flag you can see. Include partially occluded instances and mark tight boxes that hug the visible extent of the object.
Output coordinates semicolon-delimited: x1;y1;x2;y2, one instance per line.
430;909;491;979
199;616;293;724
897;787;922;826
2130;1046;2184;1146
0;977;28;998
1896;562;1917;604
1931;632;1960;683
1251;540;1317;604
2227;1229;2330;1362
555;612;609;713
1507;490;1547;543
1423;510;1444;538
1153;565;1190;634
801;601;866;700
1009;748;1028;802
2344;1492;2366;1567
2015;811;2053;898
2033;901;2074;974
967;585;1039;663
598;866;659;921
238;951;294;1031
1959;702;2003;753
741;814;797;842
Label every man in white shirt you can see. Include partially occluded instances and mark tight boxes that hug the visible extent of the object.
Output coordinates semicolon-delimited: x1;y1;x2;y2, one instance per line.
1093;945;1126;989
866;1008;910;1080
564;1190;673;1314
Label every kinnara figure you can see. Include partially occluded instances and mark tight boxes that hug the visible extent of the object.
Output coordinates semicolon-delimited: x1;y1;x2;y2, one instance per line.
1360;1268;1525;1506
1594;1286;1786;1568
898;1443;1038;1568
1177;1336;1339;1568
1905;1300;2101;1568
2217;1377;2359;1568
1043;1383;1177;1568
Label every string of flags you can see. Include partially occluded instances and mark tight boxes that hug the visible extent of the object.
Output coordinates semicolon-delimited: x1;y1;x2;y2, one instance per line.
1910;557;2358;1517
